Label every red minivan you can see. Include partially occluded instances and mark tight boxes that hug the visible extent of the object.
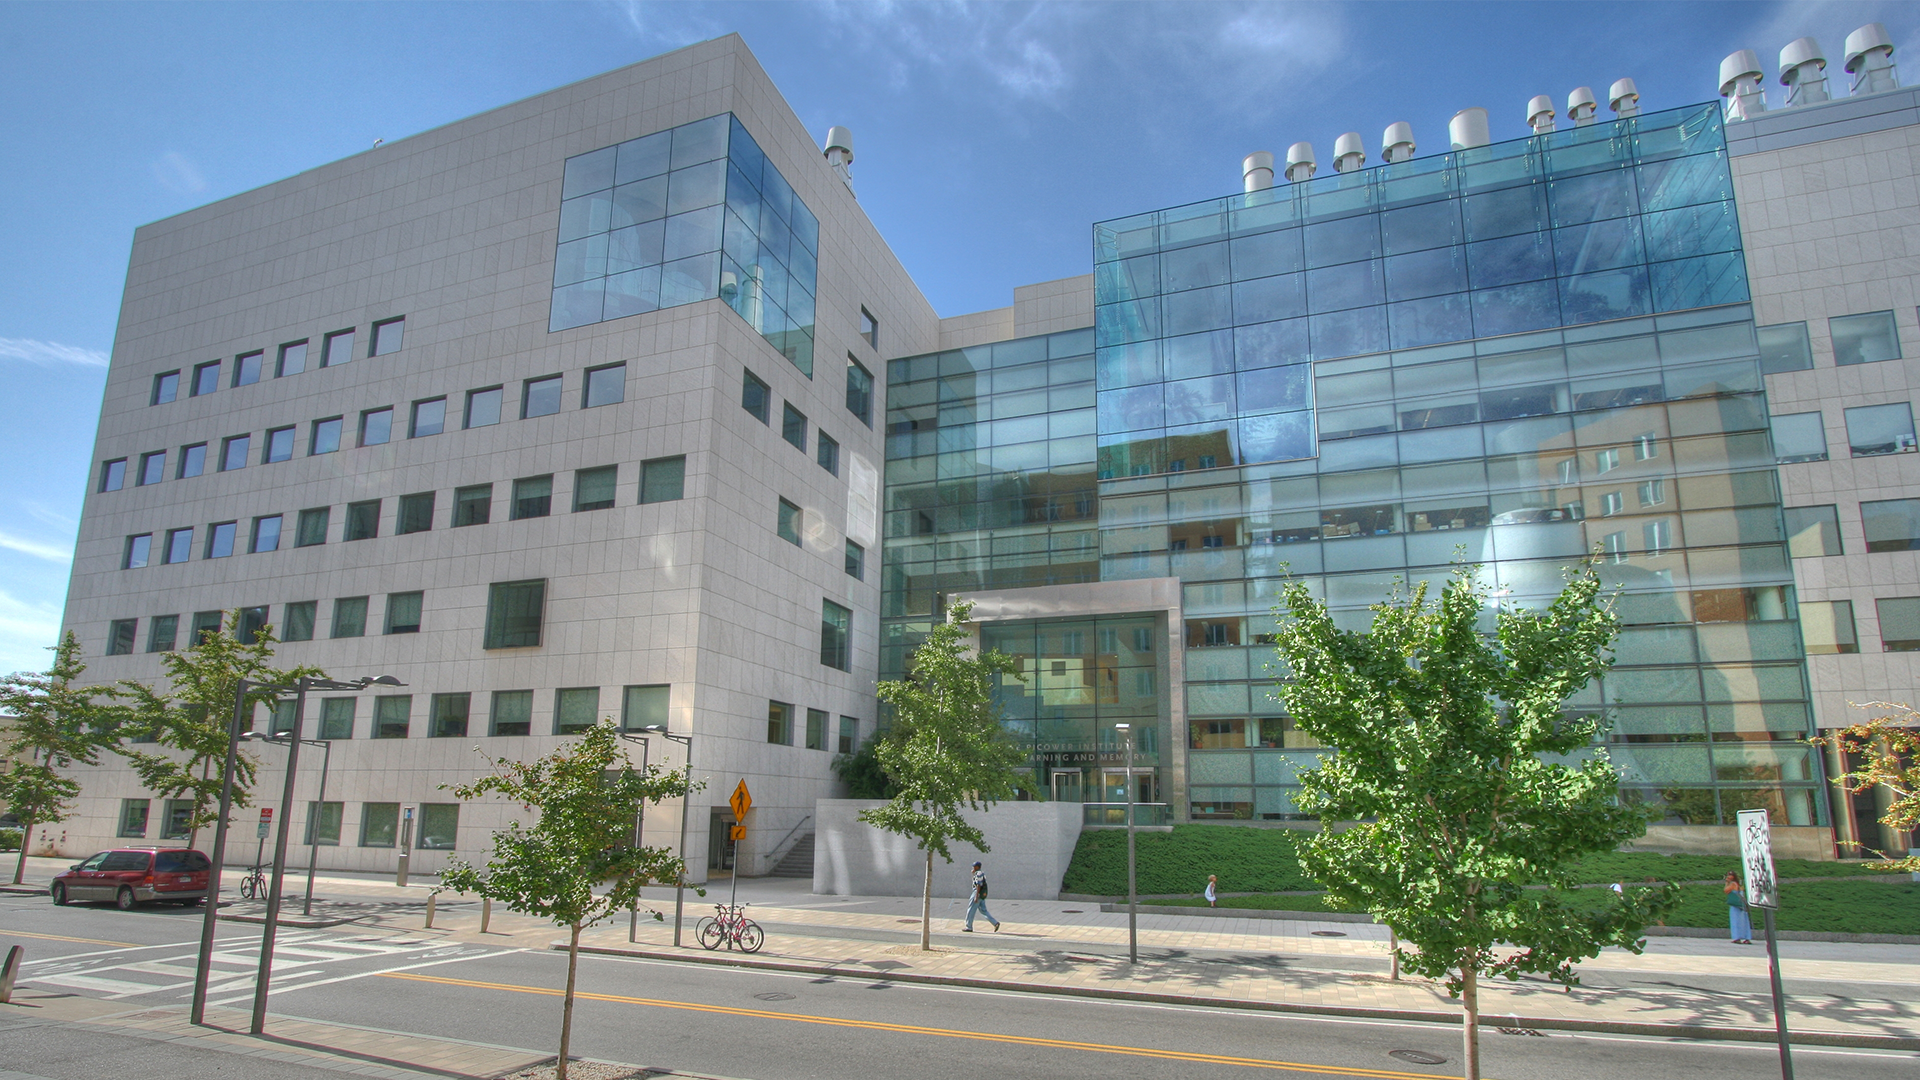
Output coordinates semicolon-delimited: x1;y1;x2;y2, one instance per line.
51;847;211;909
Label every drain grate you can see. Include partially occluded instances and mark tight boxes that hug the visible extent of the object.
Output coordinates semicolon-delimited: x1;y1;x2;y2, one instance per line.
1388;1049;1448;1065
753;992;795;1001
896;918;921;924
1310;930;1347;937
1060;909;1084;913
1497;1027;1546;1037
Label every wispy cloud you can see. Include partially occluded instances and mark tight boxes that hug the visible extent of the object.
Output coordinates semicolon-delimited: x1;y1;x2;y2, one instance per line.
0;337;108;368
0;587;64;676
607;0;723;48
152;151;208;195
0;531;73;563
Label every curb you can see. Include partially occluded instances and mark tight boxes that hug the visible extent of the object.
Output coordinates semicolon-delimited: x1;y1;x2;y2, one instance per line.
1093;902;1920;943
563;941;1920;1052
0;885;49;896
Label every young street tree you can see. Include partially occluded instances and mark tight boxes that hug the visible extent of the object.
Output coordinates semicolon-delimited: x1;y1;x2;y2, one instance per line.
0;633;120;884
117;610;321;848
440;721;694;1080
1815;703;1920;872
1270;563;1672;1080
865;598;1027;950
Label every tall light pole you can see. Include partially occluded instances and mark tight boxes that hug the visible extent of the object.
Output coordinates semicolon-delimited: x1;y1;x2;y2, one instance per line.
243;731;333;916
641;723;695;947
1116;722;1137;964
616;731;651;943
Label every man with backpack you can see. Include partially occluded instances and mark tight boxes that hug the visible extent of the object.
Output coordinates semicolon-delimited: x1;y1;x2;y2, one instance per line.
963;860;1001;932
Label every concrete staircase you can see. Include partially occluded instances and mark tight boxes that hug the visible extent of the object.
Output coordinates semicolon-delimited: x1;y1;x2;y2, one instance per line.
768;832;815;878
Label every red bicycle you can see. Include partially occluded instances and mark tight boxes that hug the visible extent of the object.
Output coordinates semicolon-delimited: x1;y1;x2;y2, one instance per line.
696;902;763;952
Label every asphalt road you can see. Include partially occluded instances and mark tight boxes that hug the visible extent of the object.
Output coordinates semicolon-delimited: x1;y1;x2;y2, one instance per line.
4;891;1916;1080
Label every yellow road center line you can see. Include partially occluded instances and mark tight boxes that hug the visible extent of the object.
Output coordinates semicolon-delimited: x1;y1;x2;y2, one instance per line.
2;929;144;948
378;970;1456;1079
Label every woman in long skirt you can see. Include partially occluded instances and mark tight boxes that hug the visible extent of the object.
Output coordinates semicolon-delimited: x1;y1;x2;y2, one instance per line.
1724;871;1752;944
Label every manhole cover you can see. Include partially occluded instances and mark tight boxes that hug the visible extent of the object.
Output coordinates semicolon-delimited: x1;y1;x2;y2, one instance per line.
1388;1050;1448;1065
1060;909;1084;913
1311;930;1347;937
753;992;795;1001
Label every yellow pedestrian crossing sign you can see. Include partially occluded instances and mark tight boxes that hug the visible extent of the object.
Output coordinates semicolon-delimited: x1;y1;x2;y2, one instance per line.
730;779;752;820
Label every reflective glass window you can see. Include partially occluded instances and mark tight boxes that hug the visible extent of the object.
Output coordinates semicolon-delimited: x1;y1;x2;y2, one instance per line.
1830;311;1901;366
584;363;625;407
334;598;368;640
485;580;545;649
1863;498;1920;553
465;387;503;428
322;329;355;368
250;515;282;553
1466;232;1554;289
397;492;434;534
1463;184;1548;242
123;534;150;569
1379;200;1460;255
311;417;342;455
454;484;491;526
152;371;179;405
277;341;307;377
490;690;533;736
191;361;220;397
360;408;393;446
640;456;685;503
778;498;802;545
163;527;193;564
512;475;553;519
1781;505;1841;557
523;375;562;418
1756;323;1813;374
1844;402;1916;457
345;500;380;540
233;351;262;387
386;591;423;635
1799;600;1857;655
295;507;329;547
742;369;770;423
371;317;404;356
574;466;617;511
1878;597;1920;652
783;403;808;450
99;458;126;492
220;435;250;471
204;522;236;559
264;426;295;462
555;688;600;735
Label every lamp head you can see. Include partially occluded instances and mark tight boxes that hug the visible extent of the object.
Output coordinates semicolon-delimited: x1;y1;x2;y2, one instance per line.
362;674;406;688
1114;722;1130;730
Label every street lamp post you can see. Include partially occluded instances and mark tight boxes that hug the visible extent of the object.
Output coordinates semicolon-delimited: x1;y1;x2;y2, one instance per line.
616;731;651;943
641;723;694;947
1116;722;1137;965
243;731;334;917
189;676;259;1026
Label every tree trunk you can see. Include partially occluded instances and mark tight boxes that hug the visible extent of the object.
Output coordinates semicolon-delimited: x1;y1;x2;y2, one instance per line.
1460;959;1480;1080
188;759;213;851
12;814;33;884
558;921;581;1080
1387;928;1399;981
921;849;933;951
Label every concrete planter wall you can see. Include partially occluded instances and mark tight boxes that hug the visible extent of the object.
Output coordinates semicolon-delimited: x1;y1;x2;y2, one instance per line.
813;799;1080;900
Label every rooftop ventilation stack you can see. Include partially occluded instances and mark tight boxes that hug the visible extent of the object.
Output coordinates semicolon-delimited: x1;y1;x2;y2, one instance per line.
1610;78;1641;117
1284;142;1317;183
1527;95;1557;134
1382;122;1416;163
1333;132;1366;173
1718;51;1767;120
1243;151;1275;192
1845;23;1899;95
1779;37;1831;106
1567;87;1598;126
823;126;855;195
1449;108;1491;150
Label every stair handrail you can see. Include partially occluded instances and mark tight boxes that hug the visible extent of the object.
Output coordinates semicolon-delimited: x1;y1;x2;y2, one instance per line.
767;814;813;870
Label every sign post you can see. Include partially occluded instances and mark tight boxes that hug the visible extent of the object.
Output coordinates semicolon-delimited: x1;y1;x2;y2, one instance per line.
251;808;272;875
1737;808;1793;1080
728;781;752;911
395;805;415;888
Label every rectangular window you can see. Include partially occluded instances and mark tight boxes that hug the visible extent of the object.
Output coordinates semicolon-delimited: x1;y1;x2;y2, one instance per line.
283;600;316;642
177;443;206;478
163;527;193;564
99;458;126;492
1831;310;1901;366
220;434;250;472
1594;447;1620;473
371;316;405;356
454;484;491;526
397;492;434;534
859;307;879;349
838;715;858;754
806;708;828;751
574;466;617;511
1757;322;1814;374
117;798;150;838
360;407;393;446
639;456;685;503
777;498;802;545
250;515;282;553
190;611;221;647
1862;498;1920;553
360;803;399;847
137;451;165;486
554;687;600;735
1878;597;1920;651
331;596;369;639
318;697;354;739
191;360;221;397
296;507;329;547
146;615;177;653
1800;600;1859;655
621;684;668;732
1633;432;1658;461
322;328;356;368
304;801;344;846
817;431;839;475
1642;517;1672;555
490;690;533;736
767;700;794;745
277;340;307;377
239;605;268;644
152;371;179;405
1602;530;1628;563
160;799;193;840
270;698;296;737
512;475;552;519
522;374;562;418
584;363;625;407
410;398;447;438
233;351;263;387
345;499;380;541
1600;491;1624;516
311;417;342;455
108;618;137;655
385;591;423;634
204;522;236;559
845;539;865;580
429;693;470;738
782;403;808;451
418;804;458;850
821;599;852;670
1771;411;1829;463
1637;478;1667;507
465;386;503;428
742;368;770;423
484;579;545;648
1783;505;1842;557
1845;402;1917;457
846;356;873;426
373;695;411;738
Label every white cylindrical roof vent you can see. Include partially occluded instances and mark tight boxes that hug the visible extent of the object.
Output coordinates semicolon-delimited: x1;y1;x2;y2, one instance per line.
824;126;854;161
1243;151;1275;192
1527;94;1556;134
1449;107;1490;150
1609;77;1641;116
1719;49;1764;96
1284;141;1317;183
1718;50;1767;120
1381;121;1415;163
1567;86;1598;126
1332;131;1365;173
1779;37;1831;105
1845;22;1899;95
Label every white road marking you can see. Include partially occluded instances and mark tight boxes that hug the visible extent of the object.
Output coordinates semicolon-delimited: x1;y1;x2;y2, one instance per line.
204;947;520;1006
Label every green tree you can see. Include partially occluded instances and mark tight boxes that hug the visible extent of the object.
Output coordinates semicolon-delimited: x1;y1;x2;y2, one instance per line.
830;738;900;799
865;599;1026;950
440;721;695;1080
117;609;321;848
1269;563;1672;1080
0;633;120;883
1814;703;1920;872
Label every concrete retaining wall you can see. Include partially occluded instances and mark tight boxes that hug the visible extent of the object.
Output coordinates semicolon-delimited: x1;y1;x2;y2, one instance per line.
813;799;1080;899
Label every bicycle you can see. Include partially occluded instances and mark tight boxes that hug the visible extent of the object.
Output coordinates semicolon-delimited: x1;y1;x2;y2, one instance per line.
696;902;763;953
238;864;268;900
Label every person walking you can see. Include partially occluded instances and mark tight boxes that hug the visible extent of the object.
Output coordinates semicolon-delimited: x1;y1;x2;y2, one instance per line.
1205;874;1218;907
963;861;1000;932
1724;871;1752;944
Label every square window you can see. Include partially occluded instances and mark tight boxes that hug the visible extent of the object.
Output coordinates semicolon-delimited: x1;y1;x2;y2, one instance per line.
817;431;839;475
371;316;405;356
1771;411;1828;463
322;328;356;367
146;615;177;652
108;618;137;655
317;697;354;739
838;715;858;754
639;455;685;503
304;801;344;845
100;458;126;492
484;579;545;648
295;507;329;547
205;522;236;559
397;491;435;534
233;351;263;387
360;407;393;446
1831;311;1900;366
268;698;296;735
584;363;626;407
360;803;399;847
1845;402;1916;457
373;695;411;738
806;708;828;750
192;361;221;397
385;591;423;634
1801;600;1859;655
220;435;250;472
152;371;179;405
454;484;492;526
277;340;307;377
845;539;865;580
554;687;600;734
782;403;808;451
331;596;369;638
512;475;553;519
189;611;221;647
137;451;165;486
238;605;269;643
859;307;879;349
1782;505;1842;557
1757;322;1814;374
1600;491;1624;516
1633;432;1658;461
820;599;851;670
490;690;533;736
465;386;503;428
574;465;617;511
523;374;563;418
621;684;668;732
345;499;380;540
283;600;316;642
1878;597;1920;651
777;498;802;545
742;369;770;423
118;798;150;837
1862;498;1920;553
160;799;193;840
250;515;282;553
846;356;873;426
429;692;470;737
418;803;458;849
311;417;342;454
410;398;446;438
264;426;295;462
1637;478;1666;507
178;443;206;478
767;700;794;745
1593;447;1619;473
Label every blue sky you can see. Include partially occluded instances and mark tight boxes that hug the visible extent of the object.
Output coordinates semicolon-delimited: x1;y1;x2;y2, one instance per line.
1;0;1913;673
